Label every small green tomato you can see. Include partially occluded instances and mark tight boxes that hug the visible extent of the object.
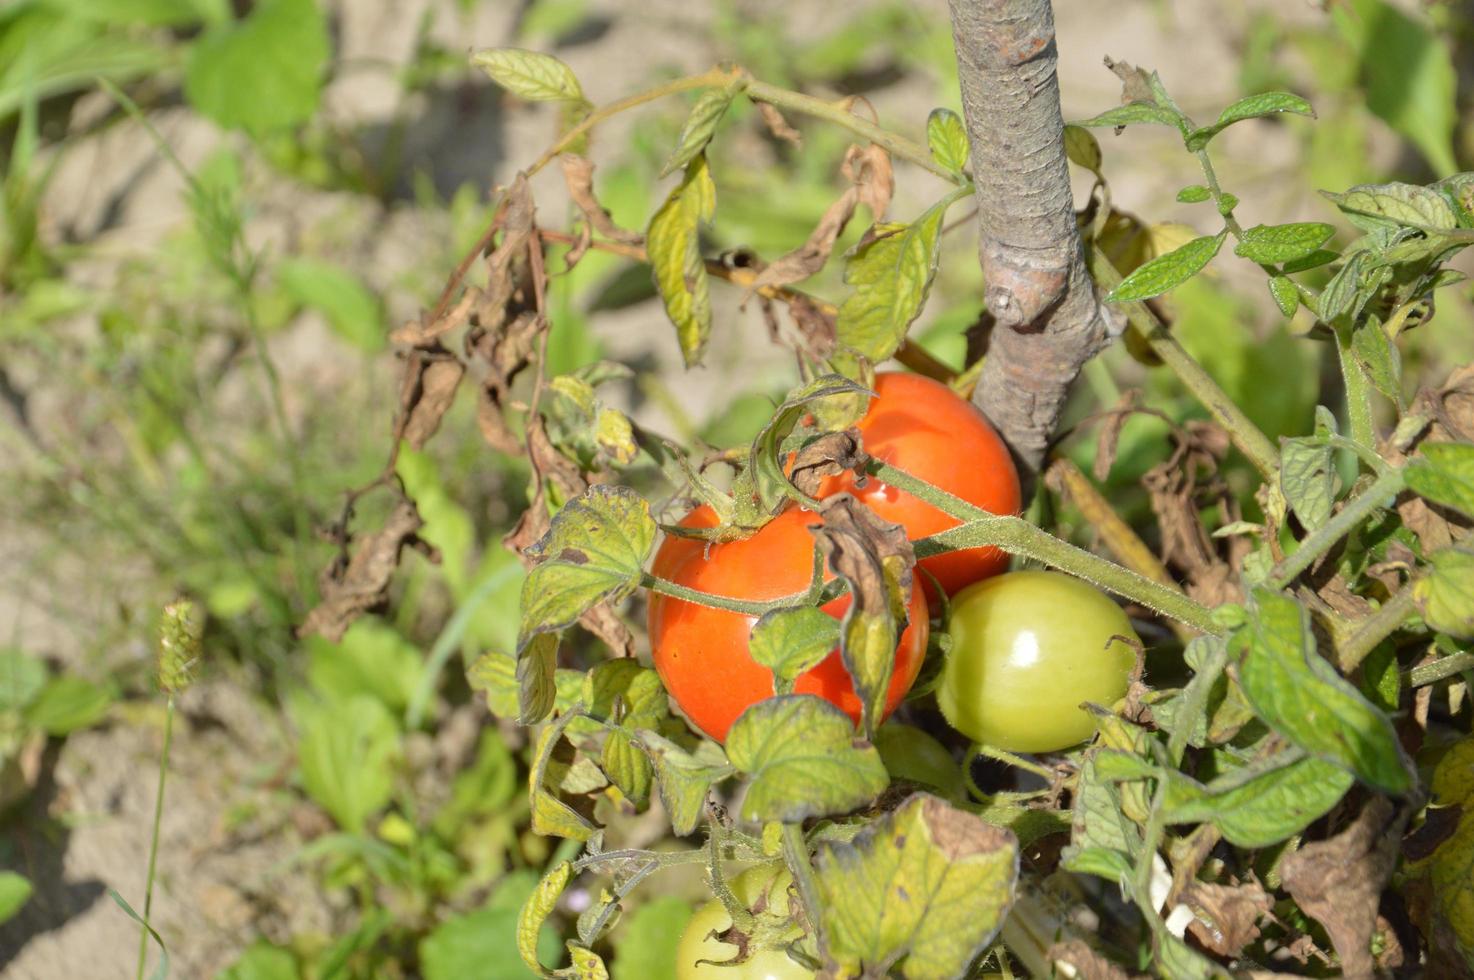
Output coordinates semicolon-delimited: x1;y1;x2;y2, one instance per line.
937;570;1139;753
675;865;812;980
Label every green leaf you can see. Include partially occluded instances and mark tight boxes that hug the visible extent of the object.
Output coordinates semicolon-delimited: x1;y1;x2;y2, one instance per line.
1268;275;1299;317
636;731;733;836
1216;192;1240;216
1160;754;1352;848
1232;589;1412;794
835;187;964;366
748;607;840;695
1072;102;1184;130
1068;754;1139;862
306;617;423;714
296;695;399;833
1105;229;1227;302
726;695;888;823
873;723;960;796
926;108;969;174
1351;320;1402;404
1318;250;1368;320
529;718;599;842
815;793;1018;980
0;871;32;926
0;649;47;712
518;485;655;648
611;897;693;980
1280;436;1337;531
661;84;739;177
24;676;114;735
277;258;384;352
1415;547;1474;639
421;872;559;980
183;0;329;136
1322;182;1459;233
647;155;716;365
471;47;583;102
517;633;560;727
585;661;666;806
1232;222;1335;264
1184;91;1314;151
1407;442;1474;519
1062;125;1102;175
108;889;169;980
519;862;572;975
1345;0;1457;175
218;942;299;980
1176;185;1211;204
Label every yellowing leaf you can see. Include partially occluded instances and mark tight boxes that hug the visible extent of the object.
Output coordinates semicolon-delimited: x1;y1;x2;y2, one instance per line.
647;155;716;365
472;47;584;103
814;793;1019;980
726;695;888;823
1433;736;1474;806
519;861;571;977
635;731;733;836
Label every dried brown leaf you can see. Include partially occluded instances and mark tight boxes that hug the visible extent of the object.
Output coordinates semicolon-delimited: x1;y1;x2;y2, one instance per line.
1094;389;1140;482
300;497;430;641
812;493;915;620
391;285;482;346
1143;422;1244;606
786;294;837;362
789;429;867;498
841;143;893;221
757;101;802;145
560;154;642;245
1181;879;1272;957
1104;55;1156;106
1045;939;1139;980
1281;796;1403;979
399;355;465;450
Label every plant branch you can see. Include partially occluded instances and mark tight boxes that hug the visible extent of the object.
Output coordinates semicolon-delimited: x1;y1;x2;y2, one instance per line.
1336;586;1418;671
947;0;1115;481
1087;250;1281;480
1267;467;1406;589
1408;651;1474;688
743;79;959;183
779;822;829;961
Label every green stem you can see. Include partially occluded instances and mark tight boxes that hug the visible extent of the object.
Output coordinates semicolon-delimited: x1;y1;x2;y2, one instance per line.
744;78;959;183
873;455;1217;632
1194;149;1244;237
779;822;828;959
1335;321;1377;451
642;572;789;617
1268;467;1406;589
526;67;735;178
1336;586;1418;671
968;742;1056;782
1088;251;1281;480
136;695;175;980
1408;651;1474;688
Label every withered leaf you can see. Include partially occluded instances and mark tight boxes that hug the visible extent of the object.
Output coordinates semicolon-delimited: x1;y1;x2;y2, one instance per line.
299;497;430;641
398;355;465;450
811;493;915;734
789;428;867;498
748;144;892;294
560;154;643;245
1180;879;1272;957
1094;389;1141;482
1104;55;1157;107
391;284;482;346
1045;940;1139;980
757;101;802;145
1280;796;1402;979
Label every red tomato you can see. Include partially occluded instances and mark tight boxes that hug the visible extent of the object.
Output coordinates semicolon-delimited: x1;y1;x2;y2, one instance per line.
648;505;929;743
817;372;1020;605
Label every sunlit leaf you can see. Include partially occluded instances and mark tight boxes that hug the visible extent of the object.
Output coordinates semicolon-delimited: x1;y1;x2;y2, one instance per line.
815;794;1018;980
1407;442;1474;519
1232;589;1412;794
1160;754;1352;848
1415;548;1474;640
647;156;716;365
1072;102;1184;130
1232;222;1334;264
726;695;888;823
1280;436;1336;531
471;47;584;102
661;84;740;177
925;108;969;174
519;862;571;977
1322;181;1459;232
1184;91;1314;151
1105;230;1227;302
749;607;840;695
636;731;733;836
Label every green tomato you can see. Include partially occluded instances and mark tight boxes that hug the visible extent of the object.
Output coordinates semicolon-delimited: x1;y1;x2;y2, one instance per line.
873;722;961;797
937;571;1139;753
676;865;813;980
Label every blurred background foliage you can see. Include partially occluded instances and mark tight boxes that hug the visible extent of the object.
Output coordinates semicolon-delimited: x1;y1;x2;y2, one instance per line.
0;0;1472;976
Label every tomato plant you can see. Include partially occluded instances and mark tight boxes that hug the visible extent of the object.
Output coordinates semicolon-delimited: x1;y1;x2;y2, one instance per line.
937;571;1139;753
649;504;928;743
676;865;812;980
817;371;1019;604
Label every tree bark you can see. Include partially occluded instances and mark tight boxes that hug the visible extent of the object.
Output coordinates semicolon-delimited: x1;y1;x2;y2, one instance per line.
947;0;1115;484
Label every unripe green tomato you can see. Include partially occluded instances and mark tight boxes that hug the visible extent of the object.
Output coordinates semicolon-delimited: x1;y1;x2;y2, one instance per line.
873;722;961;796
937;571;1139;753
676;865;812;980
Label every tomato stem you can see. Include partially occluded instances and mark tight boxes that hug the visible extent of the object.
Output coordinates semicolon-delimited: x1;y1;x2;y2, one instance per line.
1267;466;1406;590
1336;586;1419;672
873;461;1221;633
778;822;829;961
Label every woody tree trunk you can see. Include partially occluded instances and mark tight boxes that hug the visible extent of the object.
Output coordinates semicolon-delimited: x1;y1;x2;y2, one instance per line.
947;0;1114;483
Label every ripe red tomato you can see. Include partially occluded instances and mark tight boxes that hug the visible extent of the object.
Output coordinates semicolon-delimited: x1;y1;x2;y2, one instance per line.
817;371;1020;606
649;504;929;743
